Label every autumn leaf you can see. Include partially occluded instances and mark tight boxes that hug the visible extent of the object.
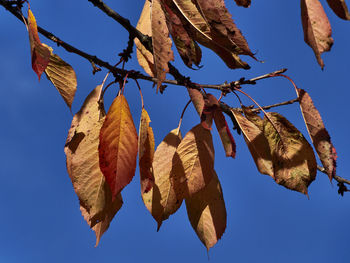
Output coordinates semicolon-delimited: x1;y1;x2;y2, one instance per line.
264;112;317;195
43;44;77;110
187;87;205;116
185;170;226;251
142;128;183;229
301;0;334;69
27;8;50;80
296;88;336;180
151;0;174;92
326;0;350;20
171;124;215;199
231;109;273;178
138;108;155;194
99;94;138;200
234;0;251;7
64;85;122;246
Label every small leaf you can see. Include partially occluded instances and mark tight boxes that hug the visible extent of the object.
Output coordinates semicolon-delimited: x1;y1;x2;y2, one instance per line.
138;108;155;194
234;0;251;7
185;171;226;251
27;8;50;80
264;112;317;195
171;124;215;199
296;88;337;180
301;0;334;69
187;87;205;117
326;0;350;20
99;94;138;200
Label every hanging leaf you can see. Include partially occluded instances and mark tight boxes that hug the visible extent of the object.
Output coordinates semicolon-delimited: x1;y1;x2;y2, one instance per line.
43;44;77;110
151;0;174;92
296;88;337;180
187;87;205;117
138;108;155;194
326;0;350;20
231;109;273;178
264;112;317;195
99;94;138;200
301;0;334;69
234;0;251;7
64;85;122;246
185;171;226;251
136;0;156;77
171;124;215;199
27;8;50;80
142;128;183;229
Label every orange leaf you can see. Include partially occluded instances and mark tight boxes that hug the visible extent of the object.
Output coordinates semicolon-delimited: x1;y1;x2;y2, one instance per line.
296;88;337;180
185;171;226;251
99;94;138;200
27;8;50;80
326;0;350;20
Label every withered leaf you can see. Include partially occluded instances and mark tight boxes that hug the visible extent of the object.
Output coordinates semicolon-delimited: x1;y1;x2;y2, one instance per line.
234;0;251;7
185;171;226;251
27;8;50;80
326;0;350;20
187;87;205;117
138;108;155;194
264;112;317;195
171;124;214;199
301;0;334;69
99;94;138;200
296;88;336;180
142;128;183;229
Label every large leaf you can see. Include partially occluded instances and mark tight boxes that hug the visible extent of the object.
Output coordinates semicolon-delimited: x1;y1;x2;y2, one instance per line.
171;124;214;199
185;171;226;251
44;44;77;110
99;94;138;200
326;0;350;20
301;0;334;69
231;109;273;178
142;128;183;229
64;85;122;246
296;88;337;180
138;108;155;194
264;112;317;195
27;8;50;80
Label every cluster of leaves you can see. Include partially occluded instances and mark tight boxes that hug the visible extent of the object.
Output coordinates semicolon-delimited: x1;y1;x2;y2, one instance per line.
17;0;346;250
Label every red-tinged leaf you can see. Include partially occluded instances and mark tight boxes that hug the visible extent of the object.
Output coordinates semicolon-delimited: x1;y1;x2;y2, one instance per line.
185;171;226;251
301;0;334;69
142;128;183;229
99;94;138;200
171;124;214;199
296;88;337;180
27;8;50;80
326;0;350;20
200;97;215;130
231;109;273;178
138;108;155;194
264;112;317;195
187;87;205;116
234;0;251;7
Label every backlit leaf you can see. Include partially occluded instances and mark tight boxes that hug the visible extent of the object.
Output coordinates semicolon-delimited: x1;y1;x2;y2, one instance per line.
326;0;350;20
187;87;205;116
185;171;226;251
99;94;138;200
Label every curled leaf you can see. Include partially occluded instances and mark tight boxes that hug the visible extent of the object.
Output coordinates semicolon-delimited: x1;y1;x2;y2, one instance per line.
326;0;350;20
234;0;251;7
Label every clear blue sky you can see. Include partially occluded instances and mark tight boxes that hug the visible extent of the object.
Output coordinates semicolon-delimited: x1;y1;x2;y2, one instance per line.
1;1;349;262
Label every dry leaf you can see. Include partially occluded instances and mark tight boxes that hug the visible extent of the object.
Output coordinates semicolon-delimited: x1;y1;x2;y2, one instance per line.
185;171;226;251
326;0;350;20
171;124;214;199
99;94;138;200
142;128;183;229
187;87;205;116
264;112;317;195
138;108;155;194
234;0;251;7
301;0;334;69
296;88;337;180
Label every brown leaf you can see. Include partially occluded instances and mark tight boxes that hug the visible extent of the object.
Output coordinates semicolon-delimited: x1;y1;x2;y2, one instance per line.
264;112;317;195
326;0;350;20
136;0;156;77
296;88;336;180
138;108;155;194
231;109;273;177
27;8;50;80
151;0;175;92
185;171;226;251
142;128;183;229
234;0;251;7
43;44;77;110
171;124;214;199
301;0;334;69
99;94;138;200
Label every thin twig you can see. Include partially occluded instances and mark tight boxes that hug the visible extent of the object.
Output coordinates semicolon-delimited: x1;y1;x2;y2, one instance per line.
317;165;350;185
